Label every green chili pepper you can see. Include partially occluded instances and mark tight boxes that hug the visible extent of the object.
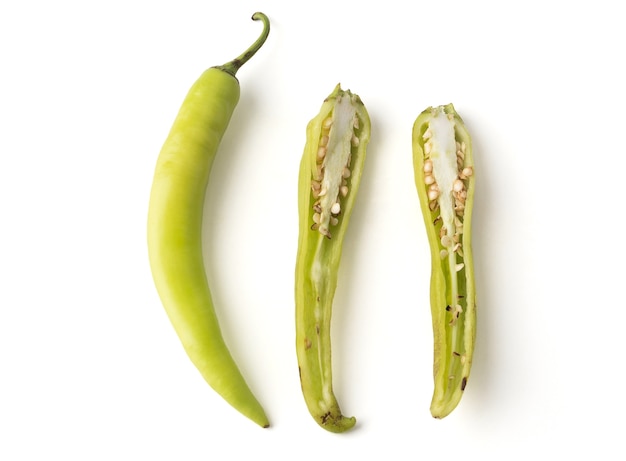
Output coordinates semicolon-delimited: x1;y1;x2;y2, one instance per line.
295;84;371;433
147;12;270;428
412;104;476;418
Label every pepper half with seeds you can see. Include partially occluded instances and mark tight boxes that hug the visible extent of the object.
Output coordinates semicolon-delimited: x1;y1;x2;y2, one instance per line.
412;104;476;418
295;84;371;433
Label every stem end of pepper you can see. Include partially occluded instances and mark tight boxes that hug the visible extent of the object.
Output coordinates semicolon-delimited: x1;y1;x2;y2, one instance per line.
215;12;270;77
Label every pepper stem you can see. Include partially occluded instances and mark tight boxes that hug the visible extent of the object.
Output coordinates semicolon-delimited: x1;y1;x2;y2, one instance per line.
216;12;270;77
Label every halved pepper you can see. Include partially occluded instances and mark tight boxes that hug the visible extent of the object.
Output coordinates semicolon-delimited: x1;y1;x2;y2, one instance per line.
412;104;476;418
295;84;371;432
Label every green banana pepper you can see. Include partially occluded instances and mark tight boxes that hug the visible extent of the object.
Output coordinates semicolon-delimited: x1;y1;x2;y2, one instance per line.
412;104;476;418
295;84;371;433
147;13;270;428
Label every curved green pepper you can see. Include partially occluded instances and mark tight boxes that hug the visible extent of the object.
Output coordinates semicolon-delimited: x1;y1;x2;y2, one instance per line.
412;104;476;418
147;13;270;428
295;84;371;433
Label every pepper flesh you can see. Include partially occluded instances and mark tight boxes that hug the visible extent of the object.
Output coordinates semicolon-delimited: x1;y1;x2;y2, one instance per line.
147;13;270;428
295;84;371;433
412;104;476;418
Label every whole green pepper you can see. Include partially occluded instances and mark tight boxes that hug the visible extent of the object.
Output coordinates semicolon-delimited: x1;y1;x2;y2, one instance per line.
412;104;476;418
295;84;371;432
147;12;270;428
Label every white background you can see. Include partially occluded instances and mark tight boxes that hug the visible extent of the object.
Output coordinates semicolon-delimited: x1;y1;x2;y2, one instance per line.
1;0;624;459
